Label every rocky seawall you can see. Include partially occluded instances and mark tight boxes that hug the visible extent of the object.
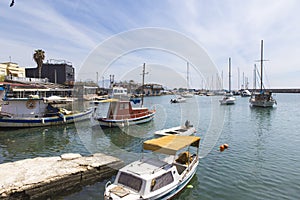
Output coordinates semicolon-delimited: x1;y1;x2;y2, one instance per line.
0;153;123;199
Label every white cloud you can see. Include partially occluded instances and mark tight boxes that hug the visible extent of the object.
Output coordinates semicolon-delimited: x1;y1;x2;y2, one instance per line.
1;0;300;88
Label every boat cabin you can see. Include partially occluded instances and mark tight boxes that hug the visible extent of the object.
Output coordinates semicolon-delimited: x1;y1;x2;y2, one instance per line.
106;101;149;120
1;97;48;118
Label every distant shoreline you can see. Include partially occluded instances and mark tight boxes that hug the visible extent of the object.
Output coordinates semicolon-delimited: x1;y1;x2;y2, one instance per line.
248;88;300;93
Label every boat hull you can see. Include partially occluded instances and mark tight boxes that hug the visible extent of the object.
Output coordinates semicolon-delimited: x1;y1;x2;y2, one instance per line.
98;112;155;127
219;98;236;105
219;100;235;105
153;161;198;200
0;109;92;128
154;126;196;136
104;160;198;200
250;99;275;107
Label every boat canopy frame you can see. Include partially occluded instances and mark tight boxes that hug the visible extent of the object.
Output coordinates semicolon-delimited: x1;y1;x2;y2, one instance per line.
143;135;200;155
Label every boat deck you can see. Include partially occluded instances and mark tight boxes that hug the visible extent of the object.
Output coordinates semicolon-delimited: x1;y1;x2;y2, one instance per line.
124;158;172;177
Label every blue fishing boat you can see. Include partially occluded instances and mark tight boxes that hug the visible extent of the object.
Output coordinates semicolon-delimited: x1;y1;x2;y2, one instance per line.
0;85;92;128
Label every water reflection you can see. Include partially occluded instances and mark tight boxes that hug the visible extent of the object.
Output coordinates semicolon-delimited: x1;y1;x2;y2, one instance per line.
0;122;89;163
250;107;275;176
250;107;275;137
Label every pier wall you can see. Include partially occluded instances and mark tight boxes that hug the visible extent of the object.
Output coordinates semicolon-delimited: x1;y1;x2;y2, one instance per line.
249;88;300;93
0;153;123;199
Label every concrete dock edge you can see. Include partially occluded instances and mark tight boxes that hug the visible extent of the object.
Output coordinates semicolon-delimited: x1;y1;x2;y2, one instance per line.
0;153;123;199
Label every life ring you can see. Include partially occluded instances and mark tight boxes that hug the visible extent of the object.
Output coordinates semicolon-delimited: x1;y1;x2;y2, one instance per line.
26;100;36;109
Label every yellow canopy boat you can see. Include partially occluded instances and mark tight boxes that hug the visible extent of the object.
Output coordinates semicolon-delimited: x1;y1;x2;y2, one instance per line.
143;135;200;155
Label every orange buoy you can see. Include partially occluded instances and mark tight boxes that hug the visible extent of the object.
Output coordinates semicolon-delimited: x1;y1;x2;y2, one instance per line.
219;145;225;151
224;143;229;149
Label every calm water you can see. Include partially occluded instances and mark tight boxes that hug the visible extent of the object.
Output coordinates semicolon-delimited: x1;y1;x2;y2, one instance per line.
1;94;300;200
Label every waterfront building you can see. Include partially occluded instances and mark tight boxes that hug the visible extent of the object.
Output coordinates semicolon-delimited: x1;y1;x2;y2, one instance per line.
0;62;26;81
26;59;75;86
137;83;164;96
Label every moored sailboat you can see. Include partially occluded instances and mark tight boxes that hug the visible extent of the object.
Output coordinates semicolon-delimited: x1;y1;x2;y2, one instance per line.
249;40;276;108
220;57;236;105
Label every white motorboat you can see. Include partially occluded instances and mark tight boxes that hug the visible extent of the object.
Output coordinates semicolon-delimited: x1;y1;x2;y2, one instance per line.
181;92;194;98
104;135;200;200
219;93;236;105
154;120;196;136
240;89;251;97
170;96;186;103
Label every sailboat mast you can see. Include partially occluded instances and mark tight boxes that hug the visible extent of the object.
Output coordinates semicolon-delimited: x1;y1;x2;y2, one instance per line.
141;63;146;107
253;64;256;91
229;57;231;92
187;62;189;90
260;40;263;92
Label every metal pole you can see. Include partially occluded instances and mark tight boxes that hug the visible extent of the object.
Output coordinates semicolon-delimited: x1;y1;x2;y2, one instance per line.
260;40;263;92
141;63;145;107
229;57;231;92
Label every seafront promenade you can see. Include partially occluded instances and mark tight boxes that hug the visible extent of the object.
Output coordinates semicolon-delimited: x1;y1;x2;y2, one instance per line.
0;153;123;199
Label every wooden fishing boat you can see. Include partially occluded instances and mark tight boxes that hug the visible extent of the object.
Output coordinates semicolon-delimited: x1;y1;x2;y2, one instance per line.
104;135;200;200
96;100;155;127
0;86;92;128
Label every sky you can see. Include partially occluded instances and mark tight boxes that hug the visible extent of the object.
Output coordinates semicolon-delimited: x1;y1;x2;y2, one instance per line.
0;0;299;89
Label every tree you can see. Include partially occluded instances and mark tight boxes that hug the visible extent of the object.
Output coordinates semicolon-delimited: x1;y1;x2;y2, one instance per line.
33;49;45;79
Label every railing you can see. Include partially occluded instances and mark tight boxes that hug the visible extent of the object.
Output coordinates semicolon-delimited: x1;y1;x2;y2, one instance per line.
5;76;48;83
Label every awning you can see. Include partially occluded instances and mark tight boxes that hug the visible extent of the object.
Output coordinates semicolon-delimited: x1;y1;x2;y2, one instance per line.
143;135;200;155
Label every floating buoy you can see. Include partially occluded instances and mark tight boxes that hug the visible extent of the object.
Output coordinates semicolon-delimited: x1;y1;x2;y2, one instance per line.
224;143;229;149
220;145;225;151
187;185;193;189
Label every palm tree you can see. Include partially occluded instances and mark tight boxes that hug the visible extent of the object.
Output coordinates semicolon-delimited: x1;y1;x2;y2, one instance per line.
33;49;45;79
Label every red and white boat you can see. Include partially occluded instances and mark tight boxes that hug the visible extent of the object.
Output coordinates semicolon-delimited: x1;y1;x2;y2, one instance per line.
96;100;155;127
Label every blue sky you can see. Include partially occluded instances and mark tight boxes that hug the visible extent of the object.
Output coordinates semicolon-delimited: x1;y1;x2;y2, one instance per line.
0;0;299;89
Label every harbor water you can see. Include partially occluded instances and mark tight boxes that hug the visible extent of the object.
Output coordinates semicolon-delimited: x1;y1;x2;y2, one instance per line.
0;94;300;199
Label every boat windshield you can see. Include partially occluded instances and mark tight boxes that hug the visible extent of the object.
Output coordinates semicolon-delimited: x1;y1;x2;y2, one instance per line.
150;171;174;192
117;172;143;192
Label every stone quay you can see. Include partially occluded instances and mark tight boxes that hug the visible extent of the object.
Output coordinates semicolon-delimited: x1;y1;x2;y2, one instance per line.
0;153;123;199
